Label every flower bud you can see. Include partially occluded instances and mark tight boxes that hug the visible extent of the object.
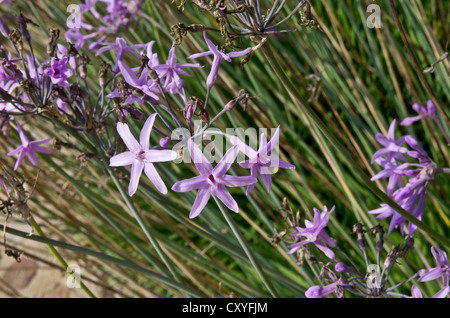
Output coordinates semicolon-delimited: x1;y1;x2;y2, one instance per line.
335;262;355;274
224;100;236;112
159;136;170;148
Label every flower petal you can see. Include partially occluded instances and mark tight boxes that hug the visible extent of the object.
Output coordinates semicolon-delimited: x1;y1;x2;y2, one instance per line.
140;113;157;149
172;175;209;192
144;163;167;194
117;122;140;152
145;149;178;163
190;188;211;219
188;139;213;175
221;175;257;188
213;184;239;213
212;145;239;178
109;152;135;167
128;161;144;196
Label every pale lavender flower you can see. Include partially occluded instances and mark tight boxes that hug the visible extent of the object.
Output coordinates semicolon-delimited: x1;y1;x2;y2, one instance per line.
171;139;257;219
401;100;438;126
96;37;147;72
7;124;52;171
117;60;159;101
231;126;295;195
43;57;73;87
152;43;203;96
187;30;251;87
411;285;449;298
109;113;177;196
418;246;449;286
288;205;337;259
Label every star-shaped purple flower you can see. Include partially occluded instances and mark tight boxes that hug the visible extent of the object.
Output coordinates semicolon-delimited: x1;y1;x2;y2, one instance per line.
43;57;73;87
109;113;178;196
152;42;203;96
96;37;147;72
231;126;296;195
117;60;159;101
187;30;251;88
371;119;409;164
171;139;257;219
418;246;449;286
287;205;337;259
7;124;52;171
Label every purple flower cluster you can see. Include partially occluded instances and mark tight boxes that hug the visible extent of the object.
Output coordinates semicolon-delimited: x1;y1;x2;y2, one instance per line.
368;118;441;235
66;0;143;52
110;117;296;218
7;123;52;171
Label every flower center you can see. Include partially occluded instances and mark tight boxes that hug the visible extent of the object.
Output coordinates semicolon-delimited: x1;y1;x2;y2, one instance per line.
207;174;217;186
136;150;146;161
257;153;271;166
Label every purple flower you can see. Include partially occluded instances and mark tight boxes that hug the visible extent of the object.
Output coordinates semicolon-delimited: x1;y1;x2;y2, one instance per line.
187;30;251;87
109;113;177;196
43;57;73;87
117;60;159;101
287;205;337;259
371;119;409;165
0;53;23;82
65;28;98;50
418;246;449;286
401;100;438;126
80;0;102;19
142;40;159;69
152;43;203;96
231;126;296;195
7;124;52;171
369;133;438;236
171;139;257;219
411;285;449;298
96;37;147;72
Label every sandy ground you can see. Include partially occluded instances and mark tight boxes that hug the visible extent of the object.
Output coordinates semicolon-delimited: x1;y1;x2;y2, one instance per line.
0;220;107;298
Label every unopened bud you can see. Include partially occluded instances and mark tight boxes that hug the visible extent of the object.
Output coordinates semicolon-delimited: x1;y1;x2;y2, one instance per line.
224;100;236;112
159;136;170;148
200;109;209;123
352;222;366;251
335;262;355;274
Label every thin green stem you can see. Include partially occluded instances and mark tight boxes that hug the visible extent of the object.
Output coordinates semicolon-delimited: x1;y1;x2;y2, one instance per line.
213;196;280;298
260;44;450;249
30;216;96;298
